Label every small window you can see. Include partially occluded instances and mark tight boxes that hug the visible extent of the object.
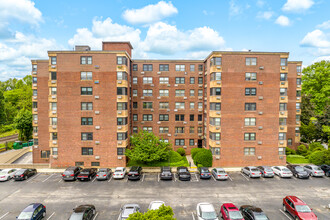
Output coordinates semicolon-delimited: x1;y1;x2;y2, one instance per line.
52;147;58;155
133;102;138;109
133;127;138;133
279;132;286;140
211;147;220;155
117;56;127;65
279;118;287;126
245;88;256;96
190;77;195;84
81;72;92;80
189;139;194;146
210;88;221;96
51;72;57;80
143;127;153;132
159;102;169;109
190;89;195;96
175;89;185;97
244;118;256;126
246;57;257;66
117;72;128;80
117;148;126;155
210;132;221;140
244;133;256;141
280;73;287;81
245;72;257;81
142;89;153;96
175;77;185;84
175;102;185;109
190;64;195;71
175;139;185;146
175;114;184;121
82;147;93;155
81;117;93;125
245;103;256;111
198;64;203;71
280;88;287;96
288;138;292;146
33;102;38;109
210;72;221;81
80;56;92;65
34;138;38;145
51;102;57;110
75;162;84;166
211;57;222;66
132;77;138;84
210;103;221;111
81;87;93;95
297;65;302;73
198;77;203;84
280;58;287;66
198;127;203;133
189;126;195;133
297;78;302;85
133;114;138;121
32;77;37;83
159;77;169;84
81;133;93;141
244;147;255;155
33;90;37;96
133;64;138;71
160;90;169;97
91;162;100;166
117;102;128;110
159;64;169;71
143;102;153;109
117;87;128;95
175;65;185;71
117;117;127;125
81;102;93;110
41;150;50;158
143;77;153;84
279;147;285;155
143;114;153;121
210;118;221;126
189;102;195;109
159;114;169;121
175;127;184;134
32;64;37;71
143;64;153;71
190;114;194;121
198;114;202;121
51;87;57;95
51;57;57;65
51;117;57;125
117;132;128;140
159;127;169;133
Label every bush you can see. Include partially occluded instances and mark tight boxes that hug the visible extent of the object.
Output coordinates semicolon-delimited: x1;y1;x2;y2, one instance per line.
296;145;308;156
197;164;204;168
191;148;202;160
0;124;15;133
309;142;324;152
286;147;296;155
168;150;182;163
177;148;186;156
194;149;213;167
309;150;327;165
286;155;309;164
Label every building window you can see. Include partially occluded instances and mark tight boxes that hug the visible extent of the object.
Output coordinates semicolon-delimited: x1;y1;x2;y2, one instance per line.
80;56;92;65
117;87;128;95
133;127;138;133
51;87;57;95
279;118;287;126
190;77;195;84
279;133;286;140
117;56;127;65
295;127;300;133
175;127;184;134
133;114;138;121
132;90;137;97
175;102;185;109
198;102;203;109
159;64;169;71
279;147;285;155
32;77;37;84
211;57;222;66
133;102;138;109
159;127;169;133
52;132;57;140
245;103;256;111
159;114;169;121
210;118;221;126
245;57;257;66
279;103;287;111
175;77;185;84
198;127;202;133
117;117;128;125
296;115;300;123
117;72;128;80
244;118;256;126
51;117;57;125
81;133;93;141
175;114;184;121
81;87;93;95
143;64;153;71
189;126;195;134
175;139;185;146
211;147;220;155
198;114;202;121
175;90;185;97
117;132;128;140
190;114;194;121
143;102;153;109
244;147;255;155
33;126;38;133
133;64;138;71
197;90;202;97
51;72;57;80
175;65;185;71
210;88;221;96
159;77;169;84
297;78;302;85
33;114;38;121
81;117;93;125
297;65;302;73
91;162;100;166
81;72;92;80
296;103;301;109
288;138;292;146
32;102;38;108
210;132;221;140
132;77;138;84
143;114;153;121
280;88;287;96
81;102;93;110
189;139;194;146
159;102;169;109
198;77;203;84
52;147;58;155
117;102;128;110
210;103;221;111
117;148;126;155
32;89;38;97
82;147;93;155
245;88;256;96
51;103;57;111
244;133;256;141
280;58;287;66
245;72;257;81
143;127;153;132
143;77;153;84
280;73;287;81
41;150;50;158
296;90;301;97
34;138;38;145
210;72;221;81
51;57;57;65
190;102;195;109
143;89;153;96
198;64;203;71
190;64;195;71
32;64;37;71
190;89;195;96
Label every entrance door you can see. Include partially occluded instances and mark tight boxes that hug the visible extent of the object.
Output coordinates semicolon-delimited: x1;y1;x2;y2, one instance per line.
198;139;202;148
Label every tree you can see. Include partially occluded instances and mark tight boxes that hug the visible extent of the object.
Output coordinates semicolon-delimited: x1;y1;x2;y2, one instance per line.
14;109;32;141
0;90;6;125
300;119;318;143
125;130;171;164
127;205;176;220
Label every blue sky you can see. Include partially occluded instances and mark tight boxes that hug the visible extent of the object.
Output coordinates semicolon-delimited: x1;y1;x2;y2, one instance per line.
0;0;330;80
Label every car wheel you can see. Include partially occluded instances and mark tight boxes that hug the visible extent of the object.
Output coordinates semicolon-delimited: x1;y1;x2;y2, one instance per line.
89;176;92;181
24;176;27;180
326;172;330;177
283;204;287;212
7;177;10;181
295;217;299;220
42;211;46;217
249;173;251;178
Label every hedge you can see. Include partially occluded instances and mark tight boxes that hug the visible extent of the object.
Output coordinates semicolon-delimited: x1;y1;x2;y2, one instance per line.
296;144;308;156
194;149;213;167
309;142;324;152
168;150;182;163
286;147;296;155
309;149;330;165
191;148;203;160
176;148;186;156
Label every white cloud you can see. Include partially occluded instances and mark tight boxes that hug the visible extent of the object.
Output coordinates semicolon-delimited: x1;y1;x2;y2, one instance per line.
275;15;290;26
282;0;314;13
317;20;330;30
300;29;330;48
122;1;178;25
229;0;242;16
312;56;330;63
257;11;274;20
256;0;265;8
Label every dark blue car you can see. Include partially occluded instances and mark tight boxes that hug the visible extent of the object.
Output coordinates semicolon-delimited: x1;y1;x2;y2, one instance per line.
17;203;46;220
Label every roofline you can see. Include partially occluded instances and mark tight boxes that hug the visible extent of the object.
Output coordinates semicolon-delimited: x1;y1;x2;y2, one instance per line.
102;41;133;49
204;51;290;61
47;50;132;60
288;61;303;64
31;59;48;63
132;59;203;63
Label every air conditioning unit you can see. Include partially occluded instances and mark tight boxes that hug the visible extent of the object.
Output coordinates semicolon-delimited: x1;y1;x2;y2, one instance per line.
296;122;300;125
141;121;144;124
281;66;286;70
118;96;122;99
51;65;56;69
183;146;187;149
216;111;221;115
199;84;202;87
216;127;220;130
95;126;100;130
141;97;145;99
280;141;284;145
174;84;178;87
32;71;37;75
141;72;145;74
95;141;100;145
259;81;263;85
33;96;37;100
51;80;56;84
94;80;99;84
95;156;100;160
183;121;187;124
198;109;202;112
297;97;300;100
167;84;170;87
150;84;154;87
133;94;137;97
33;108;37;112
297;73;301;76
117;80;122;84
117;126;122;130
258;126;263;130
157;121;161;124
167;134;171;137
281;96;285;100
280;111;285;115
174;109;178;112
95;95;99;99
199;72;203;75
216;141;220;145
184;72;187;75
52;95;56;99
281;82;285;85
258;156;262;160
52;155;58;159
215;156;220;160
166;109;170;112
34;146;38;149
259;66;264;70
258;96;263;100
217;81;221;85
297;85;301;88
117;141;122;145
34;133;38;137
52;140;57;145
157;72;161;74
280;126;284;130
204;110;207;113
118;111;122;114
258;141;262;145
216;97;221;100
217;66;221;69
198;122;203;125
118;156;123;160
174;133;177;136
198;97;203;100
95;111;100;115
184;97;187;100
34;120;38;124
295;134;299;137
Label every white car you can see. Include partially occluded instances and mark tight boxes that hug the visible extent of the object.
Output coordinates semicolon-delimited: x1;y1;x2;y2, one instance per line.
0;168;17;181
272;166;293;178
113;167;127;179
196;203;219;220
304;165;325;177
148;201;165;210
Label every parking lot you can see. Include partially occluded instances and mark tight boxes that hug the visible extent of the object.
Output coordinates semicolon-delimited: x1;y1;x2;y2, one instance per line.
0;171;329;219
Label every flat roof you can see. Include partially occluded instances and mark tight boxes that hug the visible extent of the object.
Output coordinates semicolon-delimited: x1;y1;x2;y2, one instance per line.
102;41;133;49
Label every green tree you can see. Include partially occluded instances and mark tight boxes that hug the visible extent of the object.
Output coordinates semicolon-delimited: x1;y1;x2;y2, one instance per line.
300;119;318;143
127;205;176;220
14;109;32;141
309;149;329;165
126;130;171;164
0;90;6;125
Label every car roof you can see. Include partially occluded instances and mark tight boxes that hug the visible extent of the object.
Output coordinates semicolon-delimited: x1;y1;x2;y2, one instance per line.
247;166;257;169
74;205;93;213
287;196;306;205
277;166;287;169
215;167;225;171
66;166;78;170
98;168;108;171
308;165;318;168
1;168;15;172
241;205;263;212
23;203;42;212
81;168;91;172
223;203;239;210
198;203;215;212
178;166;187;169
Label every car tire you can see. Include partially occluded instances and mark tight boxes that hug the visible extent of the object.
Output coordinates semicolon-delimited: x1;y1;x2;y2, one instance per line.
326;172;330;177
7;177;10;181
283;205;287;212
249;174;251;178
43;211;46;217
24;176;27;180
89;176;92;181
295;217;299;220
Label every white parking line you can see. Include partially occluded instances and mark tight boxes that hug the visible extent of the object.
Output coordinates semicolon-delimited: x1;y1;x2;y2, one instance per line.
158;173;160;182
47;212;55;220
108;176;112;182
173;174;177;182
195;173;199;182
92;212;98;220
58;178;62;183
0;212;9;219
211;174;216;181
141;174;145;182
26;173;41;183
228;175;233;181
240;173;249;181
279;209;292;219
191;212;196;220
42;174;55;183
92;177;97;182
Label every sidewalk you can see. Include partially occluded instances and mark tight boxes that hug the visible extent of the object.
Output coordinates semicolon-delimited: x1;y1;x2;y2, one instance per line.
0;147;31;164
186;155;197;169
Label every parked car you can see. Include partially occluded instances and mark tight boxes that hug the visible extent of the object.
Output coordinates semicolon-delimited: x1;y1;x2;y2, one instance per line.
127;166;142;180
320;164;330;177
198;167;212;179
17;203;46;220
241;166;262;178
160;166;173;180
177;166;191;181
113;167;127;179
119;204;140;220
13;168;37;181
69;205;96;220
220;203;244;220
148;201;165;210
211;168;228;180
257;166;274;178
96;168;111;181
272;166;293;178
0;168;17;181
62;166;82;181
196;203;218;220
77;168;97;181
283;196;318;220
287;165;309;179
239;205;269;220
304;165;325;177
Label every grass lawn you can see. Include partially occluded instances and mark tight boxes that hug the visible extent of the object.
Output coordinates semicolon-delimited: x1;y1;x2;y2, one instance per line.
127;151;189;167
287;155;310;164
0;129;18;138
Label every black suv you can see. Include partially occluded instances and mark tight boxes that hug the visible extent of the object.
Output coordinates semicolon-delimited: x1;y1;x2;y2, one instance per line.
13;168;37;181
62;166;82;181
198;167;211;179
69;205;96;220
77;168;97;181
160;166;173;180
320;164;330;177
128;166;142;180
287;164;309;179
240;205;269;220
177;166;191;181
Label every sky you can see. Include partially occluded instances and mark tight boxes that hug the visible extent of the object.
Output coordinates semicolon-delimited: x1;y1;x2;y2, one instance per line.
0;0;330;80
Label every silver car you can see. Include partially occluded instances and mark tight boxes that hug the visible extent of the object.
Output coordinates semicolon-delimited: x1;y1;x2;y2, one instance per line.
0;168;17;181
211;168;229;180
118;204;140;220
304;165;325;177
257;166;274;178
96;168;111;180
113;167;127;179
241;166;262;178
196;202;219;220
272;166;293;178
148;201;165;210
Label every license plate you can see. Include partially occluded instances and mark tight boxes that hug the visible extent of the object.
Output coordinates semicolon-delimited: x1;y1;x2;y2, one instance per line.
132;174;135;176
66;176;69;178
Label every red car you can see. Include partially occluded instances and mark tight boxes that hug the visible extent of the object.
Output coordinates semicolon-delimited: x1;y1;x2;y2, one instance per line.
220;203;244;220
283;196;318;220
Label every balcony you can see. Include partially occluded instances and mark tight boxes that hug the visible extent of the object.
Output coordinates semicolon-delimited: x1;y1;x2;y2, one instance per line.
117;124;128;132
280;66;287;72
117;95;128;102
209;139;221;147
209;125;221;133
49;125;58;132
280;81;288;88
210;65;222;73
209;96;221;103
117;139;128;147
117;80;128;87
116;65;127;72
296;109;301;115
279;111;288;118
210;80;222;88
278;140;287;147
279;126;287;132
117;110;128;117
48;110;57;117
209;110;221;117
279;96;288;103
48;95;57;102
48;80;57;87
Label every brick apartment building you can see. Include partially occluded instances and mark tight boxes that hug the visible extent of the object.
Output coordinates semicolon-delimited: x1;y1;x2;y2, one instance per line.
31;41;302;168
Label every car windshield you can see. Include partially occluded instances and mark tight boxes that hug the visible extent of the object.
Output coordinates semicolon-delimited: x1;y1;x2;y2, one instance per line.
201;211;217;219
218;170;225;174
264;168;272;172
115;169;122;172
296;205;311;213
254;214;269;220
64;171;73;175
69;212;84;220
295;167;304;172
201;168;209;172
314;167;322;171
179;169;187;172
282;168;290;172
251;169;259;172
17;211;33;219
99;169;107;172
228;211;244;219
15;170;25;175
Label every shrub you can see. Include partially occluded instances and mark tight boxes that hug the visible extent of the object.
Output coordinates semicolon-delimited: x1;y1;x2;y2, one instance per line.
309;150;326;165
191;148;202;160
177;148;186;156
309;142;324;152
197;164;204;168
194;149;213;167
0;124;15;133
168;150;182;163
296;145;308;156
286;147;296;155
